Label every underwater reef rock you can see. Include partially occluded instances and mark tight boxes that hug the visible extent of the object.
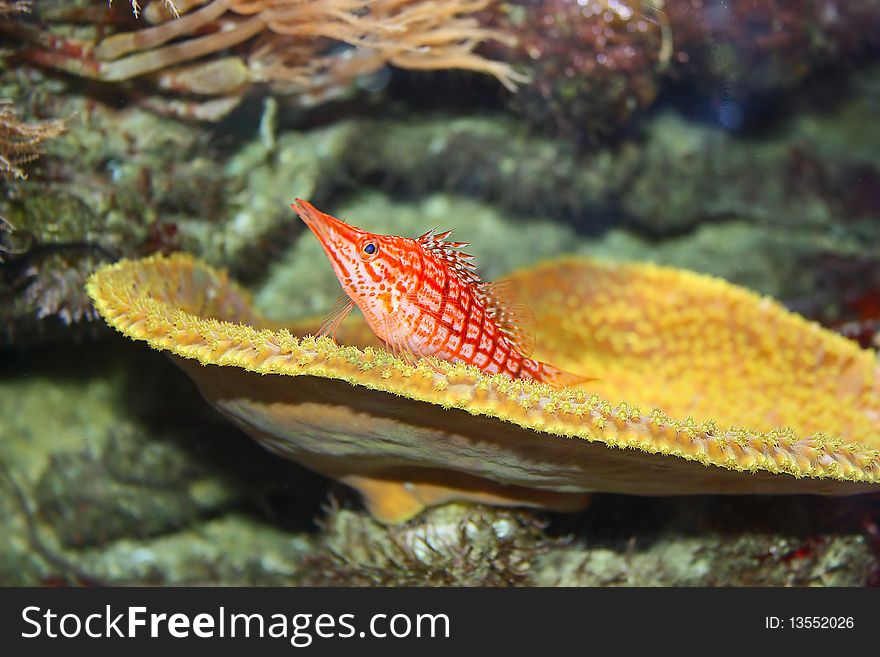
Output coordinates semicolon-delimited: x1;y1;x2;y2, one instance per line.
0;87;213;342
2;343;877;585
332;115;637;226
535;495;878;586
303;503;549;586
35;426;236;548
0;344;322;585
0;187;115;342
485;0;668;137
186;119;350;274
334;88;880;239
0;82;351;343
664;0;880;118
256;191;861;327
787;255;880;350
88;252;880;525
486;0;880;136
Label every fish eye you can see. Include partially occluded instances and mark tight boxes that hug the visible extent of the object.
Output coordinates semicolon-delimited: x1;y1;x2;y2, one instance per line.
362;242;377;256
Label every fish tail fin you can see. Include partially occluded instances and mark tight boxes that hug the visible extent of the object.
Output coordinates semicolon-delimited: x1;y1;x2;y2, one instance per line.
538;362;598;390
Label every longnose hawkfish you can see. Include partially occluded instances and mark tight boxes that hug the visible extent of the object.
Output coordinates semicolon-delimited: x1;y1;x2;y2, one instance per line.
292;199;590;389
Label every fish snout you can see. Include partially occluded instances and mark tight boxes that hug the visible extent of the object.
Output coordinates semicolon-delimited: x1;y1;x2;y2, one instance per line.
292;199;360;249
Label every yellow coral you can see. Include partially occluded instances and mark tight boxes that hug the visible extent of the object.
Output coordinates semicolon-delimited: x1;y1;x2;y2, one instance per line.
87;253;880;522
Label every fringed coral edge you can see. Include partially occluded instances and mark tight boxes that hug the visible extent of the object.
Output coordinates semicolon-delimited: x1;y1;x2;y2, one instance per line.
86;252;880;485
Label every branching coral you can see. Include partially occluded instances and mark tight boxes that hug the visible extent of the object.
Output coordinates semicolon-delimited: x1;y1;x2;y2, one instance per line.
20;0;524;118
0;100;65;180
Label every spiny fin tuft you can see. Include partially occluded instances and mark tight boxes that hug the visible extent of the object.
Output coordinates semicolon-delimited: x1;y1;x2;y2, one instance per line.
416;230;538;356
416;228;481;287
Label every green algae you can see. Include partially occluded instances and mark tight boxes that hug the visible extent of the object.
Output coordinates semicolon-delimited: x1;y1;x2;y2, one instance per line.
5;62;880;343
534;497;876;587
181;120;353;272
0;345;323;585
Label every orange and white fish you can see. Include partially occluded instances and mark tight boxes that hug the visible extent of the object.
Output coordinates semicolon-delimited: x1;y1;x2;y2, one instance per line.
292;199;588;389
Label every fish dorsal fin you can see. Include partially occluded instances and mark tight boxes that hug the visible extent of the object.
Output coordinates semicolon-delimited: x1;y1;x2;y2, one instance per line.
416;229;536;355
478;280;537;357
416;228;482;287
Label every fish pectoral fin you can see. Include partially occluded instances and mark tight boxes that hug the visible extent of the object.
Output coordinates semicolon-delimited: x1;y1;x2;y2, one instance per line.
381;316;419;367
479;280;537;357
316;293;356;341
